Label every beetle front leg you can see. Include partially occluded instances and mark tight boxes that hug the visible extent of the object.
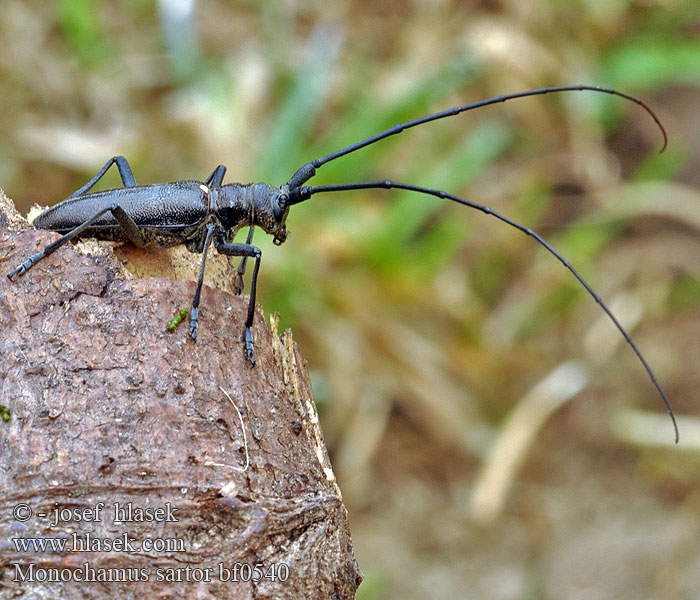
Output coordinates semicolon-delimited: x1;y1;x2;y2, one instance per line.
214;237;262;365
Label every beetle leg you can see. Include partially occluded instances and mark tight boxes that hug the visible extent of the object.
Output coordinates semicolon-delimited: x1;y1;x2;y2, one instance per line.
232;226;255;295
189;222;217;342
204;165;227;188
7;204;146;280
67;156;137;199
214;237;262;366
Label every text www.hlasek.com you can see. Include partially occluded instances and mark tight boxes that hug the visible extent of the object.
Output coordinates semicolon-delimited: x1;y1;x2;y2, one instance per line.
13;536;291;583
13;532;182;554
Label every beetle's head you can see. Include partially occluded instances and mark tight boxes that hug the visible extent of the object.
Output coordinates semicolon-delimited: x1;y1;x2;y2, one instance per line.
250;183;291;245
270;188;290;245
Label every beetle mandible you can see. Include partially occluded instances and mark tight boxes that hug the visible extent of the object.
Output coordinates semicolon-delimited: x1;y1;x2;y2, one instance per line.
6;85;678;442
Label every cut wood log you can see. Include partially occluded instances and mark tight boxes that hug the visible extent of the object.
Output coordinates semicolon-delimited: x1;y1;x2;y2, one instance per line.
0;190;362;599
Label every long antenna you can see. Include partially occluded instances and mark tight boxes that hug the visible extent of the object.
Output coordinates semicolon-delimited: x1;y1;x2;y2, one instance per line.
292;180;679;443
286;85;667;189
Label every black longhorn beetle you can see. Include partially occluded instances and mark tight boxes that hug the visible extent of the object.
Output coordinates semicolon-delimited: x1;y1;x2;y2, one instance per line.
7;85;678;442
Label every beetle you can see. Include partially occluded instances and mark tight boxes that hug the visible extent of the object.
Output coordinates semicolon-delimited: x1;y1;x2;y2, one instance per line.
6;85;678;441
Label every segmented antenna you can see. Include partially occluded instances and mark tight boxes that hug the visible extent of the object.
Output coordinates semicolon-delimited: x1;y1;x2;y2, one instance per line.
284;85;677;442
285;85;667;189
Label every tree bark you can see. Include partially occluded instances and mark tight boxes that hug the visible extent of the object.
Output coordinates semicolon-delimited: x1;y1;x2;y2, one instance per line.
0;190;362;599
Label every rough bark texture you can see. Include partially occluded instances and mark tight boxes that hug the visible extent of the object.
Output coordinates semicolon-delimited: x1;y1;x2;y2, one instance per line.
0;190;362;599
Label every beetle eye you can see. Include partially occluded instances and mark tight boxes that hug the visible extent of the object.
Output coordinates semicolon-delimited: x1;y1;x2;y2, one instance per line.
273;193;288;220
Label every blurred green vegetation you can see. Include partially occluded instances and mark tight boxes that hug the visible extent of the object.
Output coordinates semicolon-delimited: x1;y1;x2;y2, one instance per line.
1;1;700;598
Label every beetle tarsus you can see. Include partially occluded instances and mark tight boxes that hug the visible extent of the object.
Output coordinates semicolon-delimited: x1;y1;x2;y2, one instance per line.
7;264;25;281
244;327;255;366
189;307;199;341
7;253;43;281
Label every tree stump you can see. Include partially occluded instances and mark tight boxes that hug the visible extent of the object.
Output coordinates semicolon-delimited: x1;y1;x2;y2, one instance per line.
0;190;362;599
